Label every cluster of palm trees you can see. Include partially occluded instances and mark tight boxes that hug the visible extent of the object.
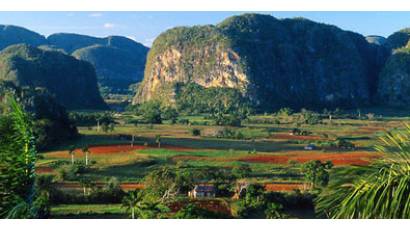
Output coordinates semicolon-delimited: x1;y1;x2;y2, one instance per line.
67;145;91;166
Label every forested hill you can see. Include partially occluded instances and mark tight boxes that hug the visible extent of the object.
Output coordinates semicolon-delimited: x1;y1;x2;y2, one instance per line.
134;14;389;110
0;44;107;110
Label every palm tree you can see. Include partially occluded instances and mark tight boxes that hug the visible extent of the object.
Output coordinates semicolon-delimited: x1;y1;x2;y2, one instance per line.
68;145;76;165
82;145;90;166
316;123;410;218
122;190;144;219
78;177;93;196
155;135;161;148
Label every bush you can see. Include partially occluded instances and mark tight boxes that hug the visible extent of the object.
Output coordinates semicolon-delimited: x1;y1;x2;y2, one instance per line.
138;101;162;124
215;128;245;139
161;106;178;123
177;118;190;125
232;164;252;179
191;128;201;136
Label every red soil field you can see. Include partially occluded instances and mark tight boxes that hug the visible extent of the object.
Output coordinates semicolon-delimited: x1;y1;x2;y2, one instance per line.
265;183;305;192
271;134;323;141
56;182;144;191
87;144;146;154
239;151;381;166
120;183;144;190
36;166;54;174
47;144;197;158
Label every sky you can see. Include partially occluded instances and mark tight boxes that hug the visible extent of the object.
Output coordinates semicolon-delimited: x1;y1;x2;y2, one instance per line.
1;12;410;47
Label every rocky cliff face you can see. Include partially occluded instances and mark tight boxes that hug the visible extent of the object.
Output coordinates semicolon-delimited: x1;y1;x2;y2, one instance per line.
134;14;383;110
135;41;248;103
0;44;107;110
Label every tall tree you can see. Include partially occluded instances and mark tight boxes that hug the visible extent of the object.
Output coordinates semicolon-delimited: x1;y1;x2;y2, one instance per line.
68;145;76;165
82;145;90;166
0;96;37;218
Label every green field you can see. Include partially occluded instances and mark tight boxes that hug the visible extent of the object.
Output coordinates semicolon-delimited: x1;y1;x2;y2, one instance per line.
38;110;407;218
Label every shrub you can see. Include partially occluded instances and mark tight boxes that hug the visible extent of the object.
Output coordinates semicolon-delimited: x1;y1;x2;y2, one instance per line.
191;128;201;136
138;101;162;124
215;128;245;139
177;118;190;125
161;106;178;123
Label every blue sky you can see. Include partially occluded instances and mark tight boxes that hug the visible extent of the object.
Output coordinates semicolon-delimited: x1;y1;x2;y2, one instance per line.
0;12;410;47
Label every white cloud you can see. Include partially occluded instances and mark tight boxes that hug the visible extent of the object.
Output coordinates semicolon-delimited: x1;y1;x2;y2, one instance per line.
89;13;103;17
103;23;115;29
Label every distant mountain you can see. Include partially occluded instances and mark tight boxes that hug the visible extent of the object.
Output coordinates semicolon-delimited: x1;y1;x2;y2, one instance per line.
47;33;149;93
47;33;103;54
0;25;47;50
72;44;146;92
0;26;149;94
0;44;107;110
134;14;385;110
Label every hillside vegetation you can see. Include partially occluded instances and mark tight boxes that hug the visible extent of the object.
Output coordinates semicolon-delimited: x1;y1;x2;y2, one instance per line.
0;44;107;110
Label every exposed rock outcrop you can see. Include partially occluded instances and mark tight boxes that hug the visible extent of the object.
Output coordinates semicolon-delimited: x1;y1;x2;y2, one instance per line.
134;14;384;110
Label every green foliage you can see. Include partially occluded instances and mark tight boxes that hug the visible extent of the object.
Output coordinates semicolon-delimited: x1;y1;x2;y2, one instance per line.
190;128;201;136
232;164;252;179
97;112;116;133
0;84;78;150
335;138;356;150
316;123;410;218
143;167;179;201
298;109;321;125
174;203;222;219
302;160;333;188
73;43;148;93
138;101;163;124
265;203;286;219
161;106;179;123
69;112;98;126
215;127;245;140
378;47;410;107
141;13;377;111
276;107;293;117
0;44;107;110
175;83;249;115
236;184;266;218
122;189;169;219
0;96;37;218
121;190;144;219
0;25;46;50
385;28;410;50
